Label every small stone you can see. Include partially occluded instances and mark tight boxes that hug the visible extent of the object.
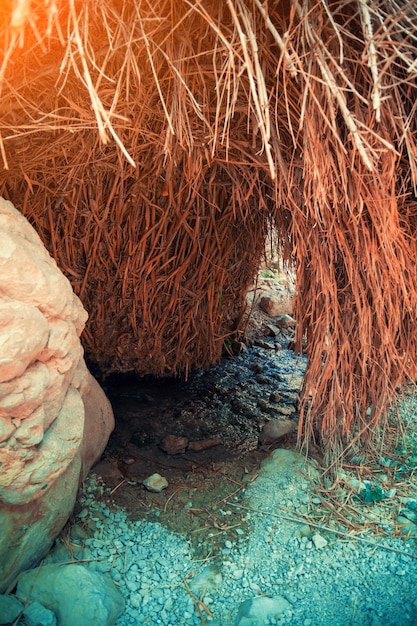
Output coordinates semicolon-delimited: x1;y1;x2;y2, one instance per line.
232;341;248;354
224;540;233;549
143;473;168;493
275;314;296;328
269;392;281;403
259;295;285;317
254;339;273;350
236;596;291;625
258;419;295;445
232;569;244;579
23;601;57;626
312;534;328;549
397;516;417;536
189;566;222;595
297;524;312;539
257;398;271;413
265;323;281;336
160;434;188;455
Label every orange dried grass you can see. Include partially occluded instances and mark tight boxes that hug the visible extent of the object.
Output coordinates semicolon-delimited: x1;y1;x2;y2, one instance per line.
1;0;417;461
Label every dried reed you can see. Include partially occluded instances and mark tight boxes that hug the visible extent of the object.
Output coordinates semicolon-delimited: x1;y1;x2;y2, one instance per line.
1;0;416;462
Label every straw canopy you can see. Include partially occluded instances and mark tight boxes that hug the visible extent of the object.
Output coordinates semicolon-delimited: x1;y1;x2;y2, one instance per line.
1;0;417;460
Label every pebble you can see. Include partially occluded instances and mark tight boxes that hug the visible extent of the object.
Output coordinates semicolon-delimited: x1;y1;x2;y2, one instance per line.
142;473;168;493
312;534;328;549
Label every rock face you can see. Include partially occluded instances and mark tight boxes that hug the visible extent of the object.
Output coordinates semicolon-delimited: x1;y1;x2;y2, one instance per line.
0;198;114;592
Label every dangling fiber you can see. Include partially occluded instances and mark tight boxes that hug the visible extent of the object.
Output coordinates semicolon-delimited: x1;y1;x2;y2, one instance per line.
1;0;416;462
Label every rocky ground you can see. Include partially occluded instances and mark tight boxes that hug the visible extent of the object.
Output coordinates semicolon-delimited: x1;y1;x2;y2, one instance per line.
3;265;417;625
90;266;302;555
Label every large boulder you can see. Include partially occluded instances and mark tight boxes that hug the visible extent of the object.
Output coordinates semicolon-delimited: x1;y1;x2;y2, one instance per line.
16;563;125;626
0;198;114;592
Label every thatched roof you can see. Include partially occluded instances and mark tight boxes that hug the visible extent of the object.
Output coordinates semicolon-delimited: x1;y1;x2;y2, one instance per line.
1;0;417;459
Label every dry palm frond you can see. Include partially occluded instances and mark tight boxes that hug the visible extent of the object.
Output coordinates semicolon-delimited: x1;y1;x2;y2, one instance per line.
1;0;417;463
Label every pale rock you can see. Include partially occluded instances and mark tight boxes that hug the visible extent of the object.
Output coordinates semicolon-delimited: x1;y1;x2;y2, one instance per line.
0;593;24;624
12;405;45;447
0;362;50;419
0;300;49;383
143;472;169;492
312;533;328;549
236;596;291;625
71;356;90;396
275;313;296;328
0;442;81;592
258;448;319;481
0;416;16;443
41;366;70;429
258;418;296;445
0;447;28;488
81;372;115;477
0;201;88;327
259;293;292;317
39;318;80;362
16;564;125;626
0;198;114;592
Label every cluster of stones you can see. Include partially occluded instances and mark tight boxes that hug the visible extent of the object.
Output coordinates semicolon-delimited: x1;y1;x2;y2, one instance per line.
0;198;114;592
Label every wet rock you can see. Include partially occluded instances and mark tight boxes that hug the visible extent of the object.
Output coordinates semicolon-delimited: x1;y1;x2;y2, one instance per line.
16;563;125;626
143;473;169;492
269;392;281;403
265;323;281;337
258;419;296;445
257;398;273;413
188;437;222;452
254;339;273;349
275;314;296;328
160;434;188;454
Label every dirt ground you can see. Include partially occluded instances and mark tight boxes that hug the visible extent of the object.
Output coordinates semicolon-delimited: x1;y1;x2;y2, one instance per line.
87;266;301;558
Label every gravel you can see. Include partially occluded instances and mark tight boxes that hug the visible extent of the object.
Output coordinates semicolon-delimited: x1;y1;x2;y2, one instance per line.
47;337;417;625
72;442;417;626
